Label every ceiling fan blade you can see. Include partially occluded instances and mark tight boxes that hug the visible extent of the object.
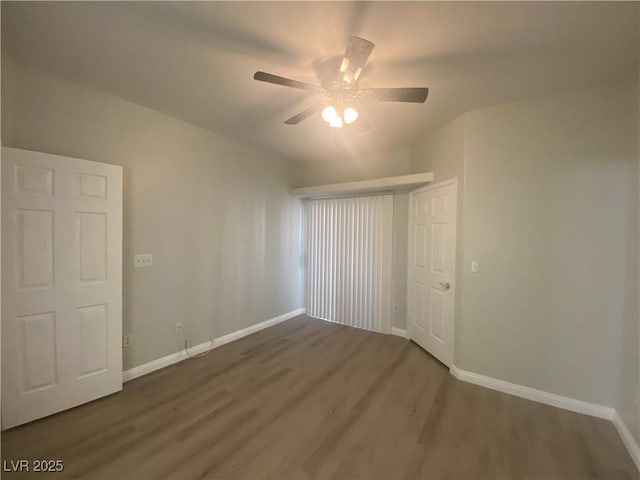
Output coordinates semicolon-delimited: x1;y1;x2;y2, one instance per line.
254;71;322;92
344;36;375;69
284;103;325;125
356;87;429;103
339;36;375;86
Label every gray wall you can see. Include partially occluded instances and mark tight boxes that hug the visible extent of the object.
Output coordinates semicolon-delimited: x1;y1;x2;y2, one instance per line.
460;79;634;406
2;58;304;370
391;193;408;330
411;77;638;409
411;116;466;182
287;148;411;188
615;71;640;446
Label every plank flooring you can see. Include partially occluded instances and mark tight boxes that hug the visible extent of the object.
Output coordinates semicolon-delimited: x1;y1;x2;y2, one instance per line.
2;315;637;479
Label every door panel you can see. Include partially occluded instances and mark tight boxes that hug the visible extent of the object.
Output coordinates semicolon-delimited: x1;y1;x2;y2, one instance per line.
15;165;54;196
18;209;54;288
432;223;446;273
2;147;123;429
77;173;107;200
415;224;427;269
414;282;426;330
408;180;457;367
78;303;108;376
77;212;107;282
430;287;444;340
19;311;58;392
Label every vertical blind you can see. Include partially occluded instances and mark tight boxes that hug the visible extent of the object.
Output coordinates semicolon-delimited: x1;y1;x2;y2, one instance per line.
304;195;393;333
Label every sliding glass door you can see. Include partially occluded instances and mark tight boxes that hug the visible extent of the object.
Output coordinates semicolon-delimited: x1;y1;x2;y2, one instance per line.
304;195;393;333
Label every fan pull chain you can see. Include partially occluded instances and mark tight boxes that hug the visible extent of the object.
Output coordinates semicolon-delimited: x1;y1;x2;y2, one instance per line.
330;128;341;150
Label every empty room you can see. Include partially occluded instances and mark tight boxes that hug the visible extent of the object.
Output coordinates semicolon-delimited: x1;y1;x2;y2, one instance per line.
1;1;639;479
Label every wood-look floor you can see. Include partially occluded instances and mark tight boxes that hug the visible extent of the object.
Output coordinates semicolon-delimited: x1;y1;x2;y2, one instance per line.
2;315;637;480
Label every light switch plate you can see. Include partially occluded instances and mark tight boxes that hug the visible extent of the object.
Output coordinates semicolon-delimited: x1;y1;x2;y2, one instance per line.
135;254;153;267
471;260;479;273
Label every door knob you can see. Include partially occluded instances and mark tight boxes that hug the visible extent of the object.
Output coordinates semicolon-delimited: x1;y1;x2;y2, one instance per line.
440;282;451;290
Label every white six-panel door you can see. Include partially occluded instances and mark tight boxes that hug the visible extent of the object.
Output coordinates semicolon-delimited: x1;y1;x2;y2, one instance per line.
2;147;123;429
408;180;457;367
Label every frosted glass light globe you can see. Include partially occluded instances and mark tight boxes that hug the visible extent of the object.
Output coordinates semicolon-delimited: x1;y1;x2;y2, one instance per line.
322;106;338;123
344;107;359;124
329;116;343;128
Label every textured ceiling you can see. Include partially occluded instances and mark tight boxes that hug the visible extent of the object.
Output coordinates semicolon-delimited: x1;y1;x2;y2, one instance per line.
2;1;638;163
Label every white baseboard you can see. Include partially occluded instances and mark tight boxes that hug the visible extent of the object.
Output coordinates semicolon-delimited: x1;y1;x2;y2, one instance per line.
451;366;639;472
391;327;408;338
449;365;615;420
612;411;640;471
123;308;305;383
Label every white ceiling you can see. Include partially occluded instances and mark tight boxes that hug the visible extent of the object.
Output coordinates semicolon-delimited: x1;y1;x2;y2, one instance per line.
2;1;638;163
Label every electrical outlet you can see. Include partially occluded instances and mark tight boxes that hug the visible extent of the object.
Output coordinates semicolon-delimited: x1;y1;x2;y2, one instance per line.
134;254;153;267
175;322;183;332
184;339;190;349
123;335;132;348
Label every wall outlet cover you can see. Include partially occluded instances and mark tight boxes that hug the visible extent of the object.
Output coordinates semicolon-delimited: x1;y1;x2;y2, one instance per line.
134;254;153;267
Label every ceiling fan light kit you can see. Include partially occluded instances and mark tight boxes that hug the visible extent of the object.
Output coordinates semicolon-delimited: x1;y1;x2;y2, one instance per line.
253;36;429;132
343;107;359;124
321;105;338;123
322;105;358;128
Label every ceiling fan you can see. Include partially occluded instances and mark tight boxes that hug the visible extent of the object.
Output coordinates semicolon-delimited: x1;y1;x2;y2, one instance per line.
253;36;429;130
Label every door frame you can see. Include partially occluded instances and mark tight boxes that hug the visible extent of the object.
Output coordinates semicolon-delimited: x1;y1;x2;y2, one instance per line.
407;177;458;367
